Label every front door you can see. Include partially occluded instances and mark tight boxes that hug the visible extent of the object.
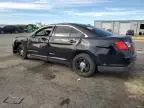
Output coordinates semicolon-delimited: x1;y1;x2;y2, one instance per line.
27;26;54;58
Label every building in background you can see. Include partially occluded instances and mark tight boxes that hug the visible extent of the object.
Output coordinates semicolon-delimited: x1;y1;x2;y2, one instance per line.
94;20;144;35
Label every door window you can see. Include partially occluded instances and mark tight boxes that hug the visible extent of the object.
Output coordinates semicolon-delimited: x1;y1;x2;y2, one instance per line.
54;26;71;37
35;27;53;36
70;28;83;37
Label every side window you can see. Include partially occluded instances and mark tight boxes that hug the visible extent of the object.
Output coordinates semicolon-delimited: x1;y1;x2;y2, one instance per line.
35;27;53;36
36;29;47;36
54;26;71;37
70;28;83;37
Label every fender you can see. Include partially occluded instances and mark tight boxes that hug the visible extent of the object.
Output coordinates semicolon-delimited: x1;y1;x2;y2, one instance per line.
13;36;28;53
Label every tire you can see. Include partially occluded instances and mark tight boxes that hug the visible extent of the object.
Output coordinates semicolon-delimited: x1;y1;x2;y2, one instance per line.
17;44;28;59
72;53;96;77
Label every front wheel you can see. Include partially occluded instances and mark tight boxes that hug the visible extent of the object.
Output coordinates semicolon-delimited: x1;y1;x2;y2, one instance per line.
72;53;96;77
17;44;28;59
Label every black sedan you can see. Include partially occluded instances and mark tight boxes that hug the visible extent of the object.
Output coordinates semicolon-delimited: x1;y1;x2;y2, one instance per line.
12;23;136;77
3;25;21;34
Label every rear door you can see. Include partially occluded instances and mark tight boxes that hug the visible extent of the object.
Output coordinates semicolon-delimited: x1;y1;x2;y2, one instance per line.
49;25;83;61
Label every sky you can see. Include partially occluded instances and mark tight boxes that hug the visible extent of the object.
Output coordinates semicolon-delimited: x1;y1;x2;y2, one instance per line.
0;0;144;25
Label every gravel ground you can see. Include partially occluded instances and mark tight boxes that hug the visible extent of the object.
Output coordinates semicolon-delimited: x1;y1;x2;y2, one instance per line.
0;34;143;108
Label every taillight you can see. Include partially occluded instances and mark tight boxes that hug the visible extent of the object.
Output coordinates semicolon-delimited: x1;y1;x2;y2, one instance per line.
115;41;128;50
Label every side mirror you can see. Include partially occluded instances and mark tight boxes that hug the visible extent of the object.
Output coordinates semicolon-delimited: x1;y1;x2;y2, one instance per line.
30;33;35;38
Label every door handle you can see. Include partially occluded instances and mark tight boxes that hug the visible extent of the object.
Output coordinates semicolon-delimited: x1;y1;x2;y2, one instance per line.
69;40;76;43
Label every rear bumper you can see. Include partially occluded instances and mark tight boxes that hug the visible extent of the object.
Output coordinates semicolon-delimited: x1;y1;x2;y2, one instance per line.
98;60;135;72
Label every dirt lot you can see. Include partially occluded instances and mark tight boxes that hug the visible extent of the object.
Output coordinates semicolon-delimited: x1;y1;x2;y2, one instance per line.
0;34;143;108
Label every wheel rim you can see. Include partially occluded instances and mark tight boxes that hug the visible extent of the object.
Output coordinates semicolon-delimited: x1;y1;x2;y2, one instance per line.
18;47;24;56
75;57;90;73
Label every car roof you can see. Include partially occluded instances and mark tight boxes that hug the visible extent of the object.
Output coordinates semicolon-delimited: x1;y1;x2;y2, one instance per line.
45;23;112;37
49;23;88;27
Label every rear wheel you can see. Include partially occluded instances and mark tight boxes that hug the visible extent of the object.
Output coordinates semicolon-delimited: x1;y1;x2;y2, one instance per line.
72;53;96;77
17;44;28;59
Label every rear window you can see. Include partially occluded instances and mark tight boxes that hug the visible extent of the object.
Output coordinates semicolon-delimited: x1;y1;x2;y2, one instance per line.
80;25;112;37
